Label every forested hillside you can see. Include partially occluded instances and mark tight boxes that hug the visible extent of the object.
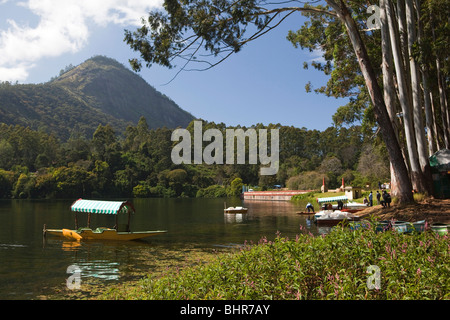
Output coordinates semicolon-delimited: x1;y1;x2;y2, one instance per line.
0;56;194;140
0;118;389;199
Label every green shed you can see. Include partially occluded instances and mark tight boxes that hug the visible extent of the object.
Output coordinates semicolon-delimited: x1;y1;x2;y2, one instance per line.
429;149;450;199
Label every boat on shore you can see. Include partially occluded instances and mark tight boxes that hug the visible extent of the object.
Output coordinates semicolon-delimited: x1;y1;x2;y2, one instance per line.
431;223;448;235
43;199;167;241
312;195;366;226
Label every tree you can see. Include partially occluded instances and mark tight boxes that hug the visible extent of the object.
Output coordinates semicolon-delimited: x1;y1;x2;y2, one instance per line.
125;0;414;203
228;177;243;196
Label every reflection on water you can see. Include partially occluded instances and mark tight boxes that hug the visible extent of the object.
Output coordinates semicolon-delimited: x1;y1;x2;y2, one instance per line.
61;241;82;251
224;213;248;223
75;261;120;281
0;197;323;299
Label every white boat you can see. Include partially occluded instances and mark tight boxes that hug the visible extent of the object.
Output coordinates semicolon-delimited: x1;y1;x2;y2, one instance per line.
223;202;248;213
315;210;360;226
317;196;367;212
224;206;248;214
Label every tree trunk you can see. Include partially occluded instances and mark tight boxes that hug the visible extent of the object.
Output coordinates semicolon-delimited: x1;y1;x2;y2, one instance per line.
430;91;442;150
415;0;435;156
396;0;411;94
386;0;427;193
326;0;413;203
381;0;402;198
430;15;450;148
406;0;433;194
436;66;450;148
422;68;435;156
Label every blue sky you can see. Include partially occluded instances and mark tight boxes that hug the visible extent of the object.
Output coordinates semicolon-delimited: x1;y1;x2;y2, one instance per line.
0;0;349;131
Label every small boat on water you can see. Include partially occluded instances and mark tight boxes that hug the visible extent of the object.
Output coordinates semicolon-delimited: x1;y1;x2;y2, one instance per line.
315;210;360;226
224;206;248;214
43;199;167;241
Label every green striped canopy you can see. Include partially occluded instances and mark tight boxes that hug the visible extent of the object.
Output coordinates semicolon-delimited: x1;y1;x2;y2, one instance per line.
317;195;348;203
71;199;135;215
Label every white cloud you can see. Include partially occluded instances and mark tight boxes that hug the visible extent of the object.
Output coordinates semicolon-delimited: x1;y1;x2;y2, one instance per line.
0;0;163;82
307;48;327;65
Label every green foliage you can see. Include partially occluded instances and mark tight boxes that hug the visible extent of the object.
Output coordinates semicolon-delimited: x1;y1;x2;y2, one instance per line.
290;191;317;202
196;185;227;198
105;224;450;300
228;178;243;197
0;117;382;199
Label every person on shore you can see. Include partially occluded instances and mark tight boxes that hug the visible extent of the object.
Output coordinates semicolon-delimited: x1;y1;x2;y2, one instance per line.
382;191;392;208
306;202;315;213
376;191;381;205
368;191;373;207
385;191;391;208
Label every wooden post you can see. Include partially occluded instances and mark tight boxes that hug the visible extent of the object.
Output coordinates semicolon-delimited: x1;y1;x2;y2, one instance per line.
87;212;91;228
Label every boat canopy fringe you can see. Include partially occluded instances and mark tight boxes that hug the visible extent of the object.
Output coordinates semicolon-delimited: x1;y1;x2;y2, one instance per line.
70;199;135;215
316;195;348;203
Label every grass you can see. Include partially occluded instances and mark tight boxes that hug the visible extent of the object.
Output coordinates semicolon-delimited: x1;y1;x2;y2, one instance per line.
291;191;346;202
100;222;450;300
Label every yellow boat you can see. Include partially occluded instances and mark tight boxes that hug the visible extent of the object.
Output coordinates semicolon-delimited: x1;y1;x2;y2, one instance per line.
43;199;167;241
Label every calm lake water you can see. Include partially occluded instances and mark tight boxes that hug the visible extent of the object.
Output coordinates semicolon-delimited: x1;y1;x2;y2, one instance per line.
0;197;326;299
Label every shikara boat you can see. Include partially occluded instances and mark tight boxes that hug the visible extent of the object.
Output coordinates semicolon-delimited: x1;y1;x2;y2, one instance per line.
43;199;167;241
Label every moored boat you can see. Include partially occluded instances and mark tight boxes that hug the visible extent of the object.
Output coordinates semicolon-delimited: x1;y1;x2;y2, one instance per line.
412;220;426;233
431;223;448;236
43;199;167;241
224;206;248;214
392;221;408;233
45;227;167;241
315;210;360;226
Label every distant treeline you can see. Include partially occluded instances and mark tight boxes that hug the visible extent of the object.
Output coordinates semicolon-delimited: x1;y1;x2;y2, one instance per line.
0;118;389;199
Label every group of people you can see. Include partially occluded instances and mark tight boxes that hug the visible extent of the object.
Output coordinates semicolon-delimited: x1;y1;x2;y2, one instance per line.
363;190;392;208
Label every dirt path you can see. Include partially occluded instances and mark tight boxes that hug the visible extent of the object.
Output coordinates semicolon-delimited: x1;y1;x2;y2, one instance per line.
355;198;450;224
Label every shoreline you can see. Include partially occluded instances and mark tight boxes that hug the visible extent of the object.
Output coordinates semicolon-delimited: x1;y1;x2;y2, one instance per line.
355;198;450;224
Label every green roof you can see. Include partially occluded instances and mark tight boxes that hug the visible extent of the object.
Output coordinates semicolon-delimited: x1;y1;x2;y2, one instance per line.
429;149;450;171
317;195;348;203
71;199;135;215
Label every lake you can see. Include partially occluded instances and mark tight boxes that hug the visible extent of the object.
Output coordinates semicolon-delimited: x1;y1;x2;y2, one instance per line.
0;197;327;299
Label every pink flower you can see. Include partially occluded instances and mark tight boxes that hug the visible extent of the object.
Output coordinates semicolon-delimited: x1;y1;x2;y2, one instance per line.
417;268;422;276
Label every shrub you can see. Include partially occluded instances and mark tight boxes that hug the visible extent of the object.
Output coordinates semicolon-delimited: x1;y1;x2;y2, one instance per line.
196;184;227;198
105;223;450;300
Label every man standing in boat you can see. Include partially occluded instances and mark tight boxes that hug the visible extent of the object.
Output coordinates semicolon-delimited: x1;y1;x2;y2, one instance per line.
306;202;315;213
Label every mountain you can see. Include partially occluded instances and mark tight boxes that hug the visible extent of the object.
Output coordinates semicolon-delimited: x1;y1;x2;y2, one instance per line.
0;56;194;140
